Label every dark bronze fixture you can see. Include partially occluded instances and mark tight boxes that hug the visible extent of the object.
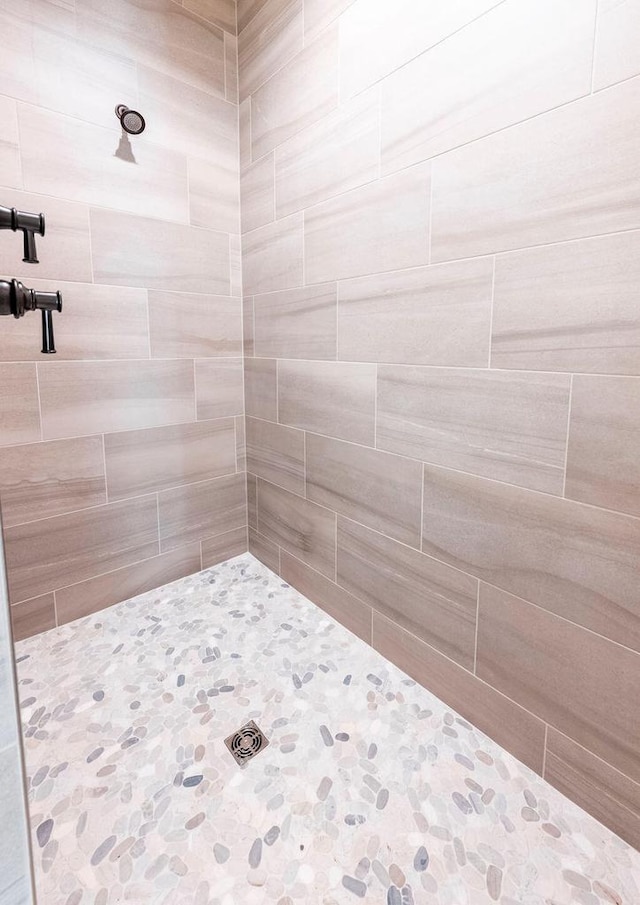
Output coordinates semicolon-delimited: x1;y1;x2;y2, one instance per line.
115;104;146;135
0;204;46;264
0;279;62;353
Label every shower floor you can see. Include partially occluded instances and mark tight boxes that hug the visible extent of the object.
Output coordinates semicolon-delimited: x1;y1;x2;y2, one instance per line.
15;555;639;905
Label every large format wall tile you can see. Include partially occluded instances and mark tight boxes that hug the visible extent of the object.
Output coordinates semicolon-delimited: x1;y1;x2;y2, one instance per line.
201;526;248;567
248;526;281;572
0;95;21;188
91;208;231;295
0;281;150;362
55;544;202;625
105;419;236;500
38;360;195;439
431;77;640;261
378;366;570;494
303;0;354;42
306;434;422;547
184;0;237;34
149;291;242;359
245;358;278;420
275;91;379;217
10;594;56;642
195;359;244;419
251;26;339;158
0;437;106;528
5;495;159;603
246;416;305;495
565;376;640;518
594;0;640;90
238;0;303;101
421;465;640;652
492;232;640;375
253;284;337;359
338;258;492;367
158;473;246;551
281;550;371;642
372;613;546;773
339;0;501;98
256;479;336;577
278;360;376;445
0;364;41;448
188;156;240;233
238;0;270;32
0;189;92;284
545;728;640;851
476;583;640;784
241;152;275;232
305;165;430;284
19;105;189;222
338;518;478;669
242;214;304;295
381;0;595;173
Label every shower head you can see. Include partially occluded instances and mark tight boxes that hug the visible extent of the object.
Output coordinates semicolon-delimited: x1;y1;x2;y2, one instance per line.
115;104;146;135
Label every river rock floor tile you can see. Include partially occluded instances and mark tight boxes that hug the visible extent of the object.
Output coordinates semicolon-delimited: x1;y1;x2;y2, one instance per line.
15;555;640;904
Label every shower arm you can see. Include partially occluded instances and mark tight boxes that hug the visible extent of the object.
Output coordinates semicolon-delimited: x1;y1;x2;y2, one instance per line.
0;278;62;353
0;205;46;264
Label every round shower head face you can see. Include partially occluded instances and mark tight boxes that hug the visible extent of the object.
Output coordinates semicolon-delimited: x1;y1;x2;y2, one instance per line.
115;104;146;135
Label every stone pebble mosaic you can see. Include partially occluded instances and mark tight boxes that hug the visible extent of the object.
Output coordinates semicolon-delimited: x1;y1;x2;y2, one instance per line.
15;554;640;904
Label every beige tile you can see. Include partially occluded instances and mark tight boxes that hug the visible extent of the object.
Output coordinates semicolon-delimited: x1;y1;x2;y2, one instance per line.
230;234;243;297
0;95;21;188
492;232;640;375
243;296;255;356
0;364;40;448
39;360;195;440
149;291;242;359
225;32;239;102
545;728;640;851
202;526;248;567
241;153;275;232
195;358;244;419
237;0;270;32
239;0;303;101
246;416;305;494
5;495;159;603
378;366;570;494
159;473;246;551
278;360;376;445
421;465;640;652
188;156;240;234
431;78;640;261
138;65;237;166
91;208;230;295
303;0;354;42
565;376;640;518
477;583;640;783
281;550;371;643
257;478;335;576
56;544;202;624
305;165;430;284
10;594;56;642
594;0;640;90
306;434;422;547
372;612;546;774
247;472;258;528
242;213;303;295
248;526;280;572
76;0;226;97
381;0;595;174
254;284;336;360
339;0;501;98
0;189;91;284
105;419;235;500
338;258;492;367
239;96;251;169
275;90;379;217
0;7;37;105
338;518;477;668
184;0;236;33
0;281;149;362
251;25;339;158
244;358;277;419
235;414;246;471
19;104;188;222
0;437;106;528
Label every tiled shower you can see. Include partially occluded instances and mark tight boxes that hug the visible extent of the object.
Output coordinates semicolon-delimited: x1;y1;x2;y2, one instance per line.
0;0;639;902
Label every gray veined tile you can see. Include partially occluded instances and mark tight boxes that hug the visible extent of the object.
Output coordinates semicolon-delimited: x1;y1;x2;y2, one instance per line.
0;95;21;189
253;284;337;360
0;363;41;448
239;0;303;102
195;359;244;419
148;291;242;359
245;358;278;420
246;416;305;495
594;0;640;90
188;156;240;234
158;473;246;551
241;152;276;233
242;213;304;295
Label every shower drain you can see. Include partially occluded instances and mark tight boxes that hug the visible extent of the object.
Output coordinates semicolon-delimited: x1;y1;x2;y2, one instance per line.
224;720;269;766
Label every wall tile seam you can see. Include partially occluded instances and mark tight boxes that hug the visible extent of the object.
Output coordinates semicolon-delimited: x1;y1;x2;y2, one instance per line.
86;203;240;238
561;374;574;499
542;723;640;798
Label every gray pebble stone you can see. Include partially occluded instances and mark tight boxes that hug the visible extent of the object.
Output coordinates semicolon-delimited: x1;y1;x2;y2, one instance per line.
183;775;203;787
36;819;53;848
91;835;116;866
319;725;334;747
263;826;280;846
214;843;230;864
414;846;429;871
248;838;262;868
342;875;367;897
452;792;473;814
387;887;401;905
376;789;390;810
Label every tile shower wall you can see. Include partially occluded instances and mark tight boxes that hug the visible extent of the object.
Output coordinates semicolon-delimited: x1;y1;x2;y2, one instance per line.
240;0;640;847
0;0;246;641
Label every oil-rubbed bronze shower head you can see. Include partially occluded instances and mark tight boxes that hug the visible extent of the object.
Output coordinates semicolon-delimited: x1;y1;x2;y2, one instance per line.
115;104;146;135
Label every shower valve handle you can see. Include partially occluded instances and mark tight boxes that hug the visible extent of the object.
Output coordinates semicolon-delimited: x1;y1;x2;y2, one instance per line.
0;205;46;263
0;279;62;353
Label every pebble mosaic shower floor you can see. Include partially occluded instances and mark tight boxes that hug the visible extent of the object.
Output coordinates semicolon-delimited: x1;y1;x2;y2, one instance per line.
15;555;640;904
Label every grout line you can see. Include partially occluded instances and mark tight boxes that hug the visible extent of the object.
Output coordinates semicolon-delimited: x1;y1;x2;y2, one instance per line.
303;430;307;499
427;163;433;265
373;363;378;449
541;724;549;778
33;363;44;442
488;255;496;367
155;493;161;547
590;0;600;94
473;582;480;675
101;433;109;502
52;589;59;628
334;512;338;583
192;359;199;421
561;374;574;498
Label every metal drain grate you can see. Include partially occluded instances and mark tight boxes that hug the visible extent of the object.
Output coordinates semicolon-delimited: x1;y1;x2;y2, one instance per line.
224;720;269;766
